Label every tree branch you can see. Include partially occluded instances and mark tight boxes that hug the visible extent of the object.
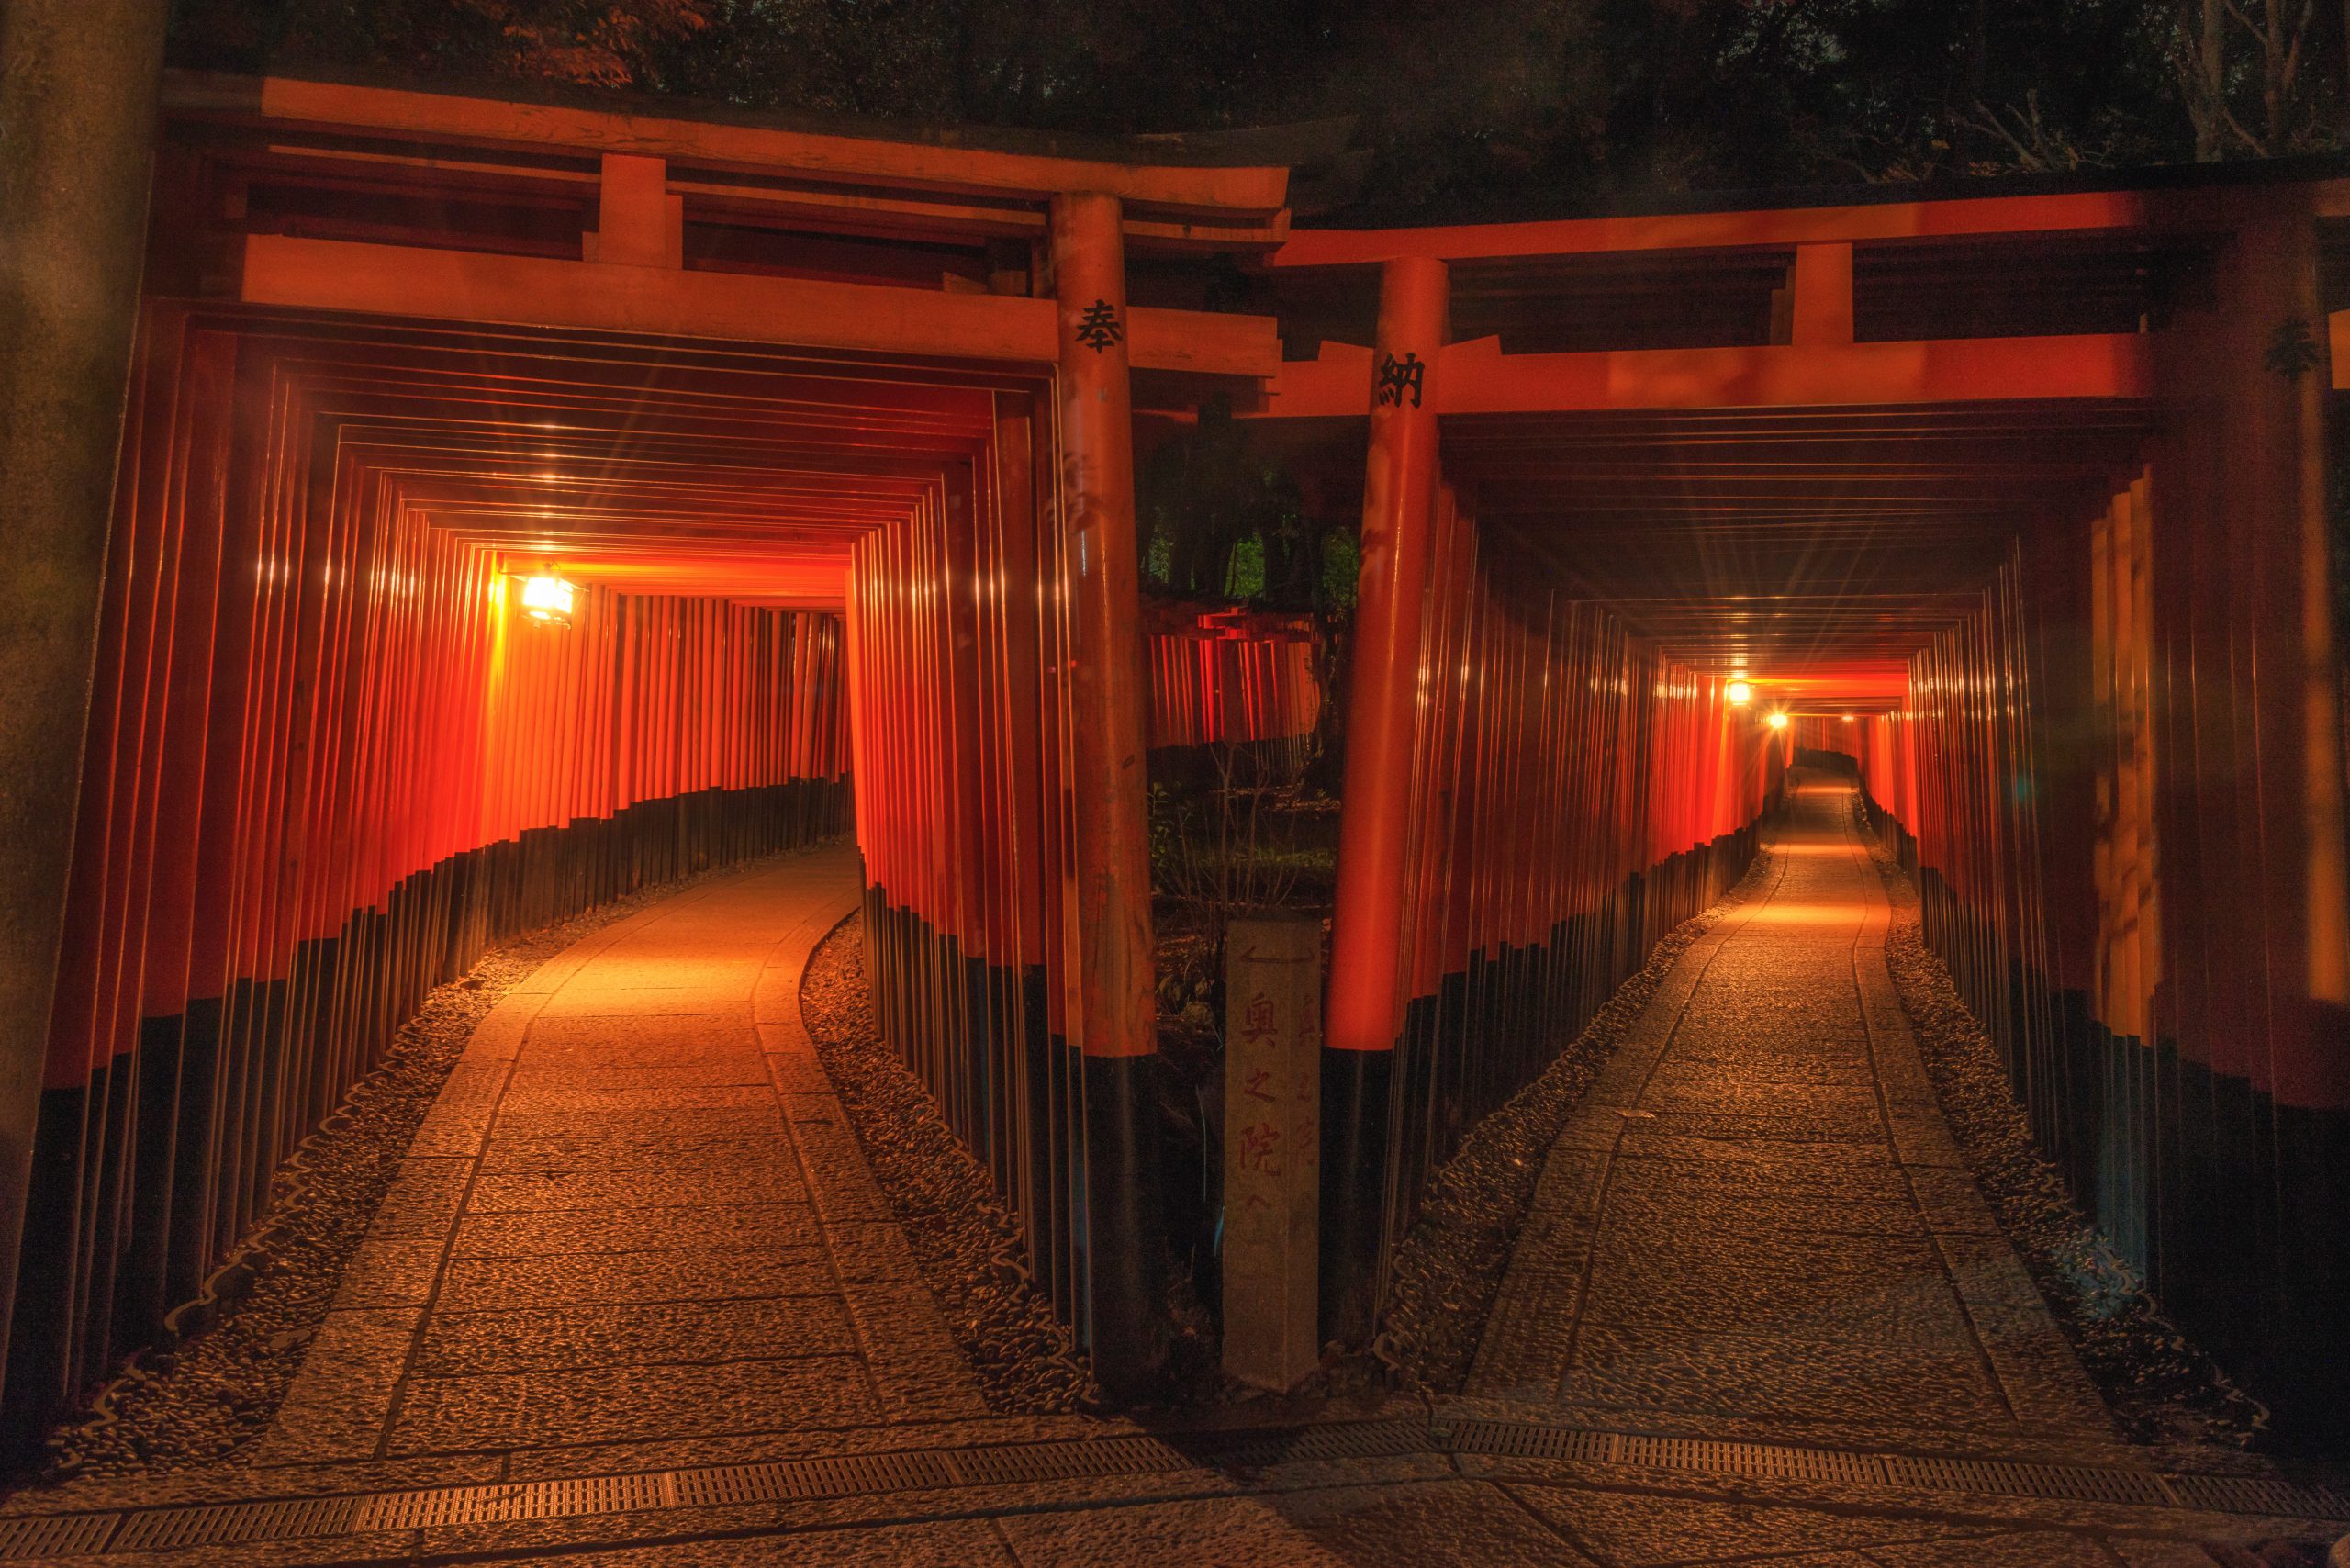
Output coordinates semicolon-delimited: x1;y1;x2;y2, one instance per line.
2215;0;2266;37
2219;95;2271;151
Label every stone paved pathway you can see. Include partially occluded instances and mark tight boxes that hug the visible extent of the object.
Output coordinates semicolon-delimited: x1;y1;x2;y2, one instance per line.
6;815;2329;1564
1472;773;2119;1455
253;843;986;1470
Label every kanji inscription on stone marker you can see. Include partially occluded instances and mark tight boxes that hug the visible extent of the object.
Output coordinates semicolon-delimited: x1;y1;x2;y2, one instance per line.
1222;911;1322;1393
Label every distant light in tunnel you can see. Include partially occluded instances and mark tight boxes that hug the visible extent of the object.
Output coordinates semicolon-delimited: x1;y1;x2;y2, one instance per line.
1727;681;1752;706
1767;711;1790;731
1841;713;1855;724
519;574;576;627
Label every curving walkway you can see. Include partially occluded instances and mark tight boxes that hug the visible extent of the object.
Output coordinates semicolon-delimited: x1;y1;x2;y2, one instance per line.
1472;773;2118;1454
4;804;2314;1564
253;842;986;1471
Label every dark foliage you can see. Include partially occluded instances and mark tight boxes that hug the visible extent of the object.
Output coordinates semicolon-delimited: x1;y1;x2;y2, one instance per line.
1136;402;1318;607
171;0;2347;220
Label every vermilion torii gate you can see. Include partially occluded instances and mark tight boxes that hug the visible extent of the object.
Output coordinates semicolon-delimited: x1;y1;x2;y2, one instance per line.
1;44;2345;1442
1266;188;2350;1398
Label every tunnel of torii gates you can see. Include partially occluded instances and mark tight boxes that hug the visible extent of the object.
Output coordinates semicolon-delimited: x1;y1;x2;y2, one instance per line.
3;67;2349;1450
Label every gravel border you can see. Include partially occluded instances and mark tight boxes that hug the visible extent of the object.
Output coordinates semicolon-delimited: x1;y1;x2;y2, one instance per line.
1863;831;2270;1456
21;844;843;1489
1374;845;1780;1394
799;913;1099;1414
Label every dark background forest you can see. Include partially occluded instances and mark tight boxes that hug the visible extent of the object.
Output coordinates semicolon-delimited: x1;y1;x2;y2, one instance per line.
168;0;2350;222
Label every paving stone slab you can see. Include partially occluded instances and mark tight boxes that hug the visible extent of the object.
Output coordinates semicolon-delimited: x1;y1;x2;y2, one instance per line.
330;1238;443;1310
475;1133;798;1178
1472;780;2115;1451
1506;1484;1994;1565
1561;1323;2015;1428
414;1297;860;1377
386;1356;879;1453
525;1015;770;1053
530;994;757;1019
465;1167;811;1215
462;1519;1020;1566
245;1309;422;1464
230;849;981;1480
504;1062;776;1092
450;1203;822;1258
434;1242;837;1314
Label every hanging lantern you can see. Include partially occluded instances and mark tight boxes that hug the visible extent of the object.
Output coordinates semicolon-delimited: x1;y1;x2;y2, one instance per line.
518;574;576;627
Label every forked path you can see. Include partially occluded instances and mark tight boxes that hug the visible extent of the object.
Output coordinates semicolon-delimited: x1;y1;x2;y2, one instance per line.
2;804;2316;1563
255;842;985;1470
1473;774;2120;1454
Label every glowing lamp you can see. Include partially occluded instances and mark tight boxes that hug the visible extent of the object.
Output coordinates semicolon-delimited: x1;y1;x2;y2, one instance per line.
1841;713;1855;724
1727;681;1752;706
1767;711;1790;731
518;574;576;626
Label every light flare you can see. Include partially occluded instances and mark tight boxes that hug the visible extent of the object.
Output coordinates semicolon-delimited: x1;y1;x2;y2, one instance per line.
518;574;576;626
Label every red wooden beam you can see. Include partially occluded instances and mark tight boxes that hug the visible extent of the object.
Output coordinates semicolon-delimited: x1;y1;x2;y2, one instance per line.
1270;188;2159;267
236;235;1281;380
1264;331;2150;417
166;72;1294;224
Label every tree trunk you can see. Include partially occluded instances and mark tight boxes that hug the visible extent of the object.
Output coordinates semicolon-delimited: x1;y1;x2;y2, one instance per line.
0;0;168;1432
2266;0;2290;153
2182;0;2228;159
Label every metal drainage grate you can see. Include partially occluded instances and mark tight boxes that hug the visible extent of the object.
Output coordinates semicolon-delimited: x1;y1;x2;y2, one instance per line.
1448;1418;1613;1464
0;1513;119;1561
2167;1473;2350;1521
113;1495;360;1551
1449;1422;2212;1513
8;1416;2346;1557
1617;1434;1886;1487
1883;1454;2173;1506
356;1472;666;1532
674;1450;951;1507
944;1436;1192;1487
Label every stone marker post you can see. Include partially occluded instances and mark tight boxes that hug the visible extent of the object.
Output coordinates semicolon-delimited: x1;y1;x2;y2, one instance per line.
1222;912;1323;1391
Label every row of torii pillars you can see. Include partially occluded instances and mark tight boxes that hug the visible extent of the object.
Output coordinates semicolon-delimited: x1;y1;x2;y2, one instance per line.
16;2;2349;1412
0;0;1454;1396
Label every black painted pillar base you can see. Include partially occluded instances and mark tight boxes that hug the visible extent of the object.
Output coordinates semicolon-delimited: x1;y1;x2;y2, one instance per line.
1081;1051;1168;1404
1318;1044;1394;1350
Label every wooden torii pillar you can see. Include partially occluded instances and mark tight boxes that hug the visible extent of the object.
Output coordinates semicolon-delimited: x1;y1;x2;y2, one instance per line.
2139;185;2350;1428
1321;255;1448;1345
2211;201;2350;1414
1048;191;1167;1398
